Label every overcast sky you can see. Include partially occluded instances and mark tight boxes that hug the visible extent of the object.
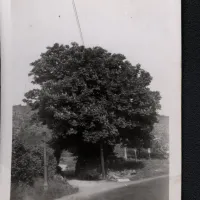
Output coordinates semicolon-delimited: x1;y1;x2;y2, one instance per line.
11;0;181;116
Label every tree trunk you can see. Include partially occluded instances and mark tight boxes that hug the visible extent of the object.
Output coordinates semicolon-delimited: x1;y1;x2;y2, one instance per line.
124;147;127;160
75;155;83;177
54;145;62;165
100;142;106;179
54;146;62;174
148;148;151;160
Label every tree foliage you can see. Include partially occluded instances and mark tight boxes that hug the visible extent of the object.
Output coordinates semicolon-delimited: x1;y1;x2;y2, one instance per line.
13;105;52;145
12;135;57;185
12;106;57;184
24;43;161;162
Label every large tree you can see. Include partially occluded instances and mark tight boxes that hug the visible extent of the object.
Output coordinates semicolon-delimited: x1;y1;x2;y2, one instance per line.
24;43;161;178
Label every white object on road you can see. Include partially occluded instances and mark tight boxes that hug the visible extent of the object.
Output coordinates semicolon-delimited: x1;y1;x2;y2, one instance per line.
117;178;130;182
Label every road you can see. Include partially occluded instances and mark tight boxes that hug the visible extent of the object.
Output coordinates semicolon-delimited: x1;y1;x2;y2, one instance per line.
88;176;169;200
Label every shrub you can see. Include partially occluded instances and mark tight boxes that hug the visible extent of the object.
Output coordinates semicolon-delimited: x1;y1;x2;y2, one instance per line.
10;178;78;200
151;139;169;159
11;136;57;185
10;182;31;200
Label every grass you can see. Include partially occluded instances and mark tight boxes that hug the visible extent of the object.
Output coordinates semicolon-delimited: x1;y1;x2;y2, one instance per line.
106;158;168;180
129;159;169;180
10;178;78;200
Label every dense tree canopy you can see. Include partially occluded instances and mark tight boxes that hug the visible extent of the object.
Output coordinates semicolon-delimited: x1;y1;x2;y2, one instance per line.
24;43;161;164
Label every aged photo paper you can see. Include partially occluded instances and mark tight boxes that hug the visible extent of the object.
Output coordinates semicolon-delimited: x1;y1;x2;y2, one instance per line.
1;0;181;200
0;0;13;200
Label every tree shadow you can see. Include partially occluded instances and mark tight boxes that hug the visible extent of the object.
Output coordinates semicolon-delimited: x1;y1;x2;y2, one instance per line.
59;156;145;181
59;169;76;180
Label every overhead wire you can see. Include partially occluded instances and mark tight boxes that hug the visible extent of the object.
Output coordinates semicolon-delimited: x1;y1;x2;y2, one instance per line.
72;0;85;46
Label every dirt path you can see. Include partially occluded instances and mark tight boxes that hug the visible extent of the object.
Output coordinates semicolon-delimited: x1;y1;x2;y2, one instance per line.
55;175;168;200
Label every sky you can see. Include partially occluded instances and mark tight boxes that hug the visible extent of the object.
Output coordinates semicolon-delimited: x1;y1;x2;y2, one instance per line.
11;0;181;116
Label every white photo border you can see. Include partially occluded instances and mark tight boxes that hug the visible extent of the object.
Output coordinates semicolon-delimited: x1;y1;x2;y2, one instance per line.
0;0;181;200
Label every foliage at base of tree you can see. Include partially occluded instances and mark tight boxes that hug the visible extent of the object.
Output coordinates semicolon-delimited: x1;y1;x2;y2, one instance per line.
10;178;78;200
12;136;57;185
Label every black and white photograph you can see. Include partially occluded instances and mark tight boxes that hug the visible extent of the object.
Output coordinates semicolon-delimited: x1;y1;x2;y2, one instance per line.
8;0;181;200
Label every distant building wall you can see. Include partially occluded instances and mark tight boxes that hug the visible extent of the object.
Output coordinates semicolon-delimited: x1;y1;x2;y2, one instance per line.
152;115;169;147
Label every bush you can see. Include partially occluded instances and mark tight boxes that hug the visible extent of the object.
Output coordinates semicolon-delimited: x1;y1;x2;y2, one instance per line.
11;136;57;185
151;140;169;159
10;178;78;200
10;182;31;200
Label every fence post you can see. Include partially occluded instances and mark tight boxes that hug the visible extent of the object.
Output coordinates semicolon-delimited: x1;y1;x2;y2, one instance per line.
100;142;106;179
148;148;151;160
134;148;137;162
124;147;128;160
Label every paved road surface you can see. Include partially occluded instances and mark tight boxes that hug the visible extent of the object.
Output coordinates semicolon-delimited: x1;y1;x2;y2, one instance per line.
88;176;169;200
